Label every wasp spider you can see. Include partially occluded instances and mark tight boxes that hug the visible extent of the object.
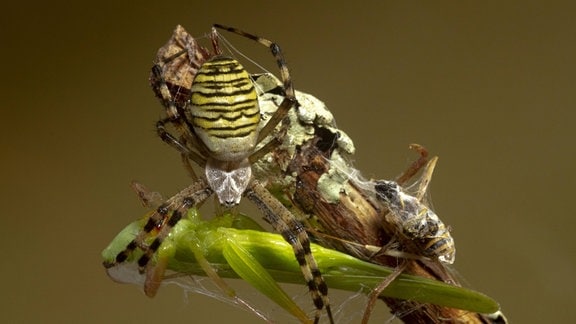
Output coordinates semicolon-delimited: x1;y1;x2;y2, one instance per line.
104;24;333;323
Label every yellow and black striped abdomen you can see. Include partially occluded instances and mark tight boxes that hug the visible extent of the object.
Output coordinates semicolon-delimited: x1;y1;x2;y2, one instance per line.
189;56;260;161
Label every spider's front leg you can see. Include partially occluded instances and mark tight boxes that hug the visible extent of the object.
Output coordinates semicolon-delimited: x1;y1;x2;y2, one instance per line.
245;180;333;324
155;117;209;182
103;180;214;296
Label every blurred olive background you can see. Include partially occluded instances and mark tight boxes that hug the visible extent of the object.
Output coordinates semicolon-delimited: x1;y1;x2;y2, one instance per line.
2;1;574;323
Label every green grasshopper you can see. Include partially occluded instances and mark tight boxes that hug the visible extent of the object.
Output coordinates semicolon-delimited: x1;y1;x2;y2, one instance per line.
102;200;499;322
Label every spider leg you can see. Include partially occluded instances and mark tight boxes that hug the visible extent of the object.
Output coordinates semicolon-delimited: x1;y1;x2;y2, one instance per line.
156;117;207;167
104;180;213;271
166;134;201;180
180;151;199;181
246;180;334;324
136;181;213;271
248;136;282;165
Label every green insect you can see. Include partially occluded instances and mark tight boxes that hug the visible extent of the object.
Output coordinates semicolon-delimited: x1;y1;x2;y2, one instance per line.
102;183;500;323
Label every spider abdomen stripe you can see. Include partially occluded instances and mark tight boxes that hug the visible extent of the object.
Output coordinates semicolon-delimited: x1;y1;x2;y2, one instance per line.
189;56;260;160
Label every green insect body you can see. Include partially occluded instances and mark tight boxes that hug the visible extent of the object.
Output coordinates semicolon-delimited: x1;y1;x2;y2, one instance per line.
103;209;500;321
